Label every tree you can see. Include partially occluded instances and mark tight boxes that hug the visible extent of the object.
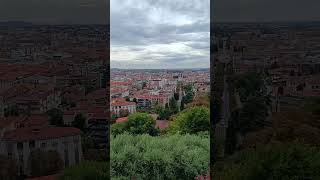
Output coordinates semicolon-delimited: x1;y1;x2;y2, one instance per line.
237;95;268;135
125;96;130;102
174;92;179;100
233;72;265;102
142;82;147;89
46;108;63;126
110;133;209;179
183;83;195;104
111;113;158;136
155;106;170;120
61;161;109;180
169;97;178;114
183;92;194;104
111;122;127;136
186;95;210;108
180;99;185;111
81;133;95;154
242;108;320;148
119;109;129;117
169;107;210;134
111;113;117;123
133;98;137;103
214;143;320;180
29;149;63;177
72;113;86;131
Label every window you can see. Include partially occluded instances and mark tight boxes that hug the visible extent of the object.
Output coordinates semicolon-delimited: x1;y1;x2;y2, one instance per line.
17;142;23;150
73;136;79;144
52;141;58;147
41;142;46;148
19;154;23;164
29;141;35;149
64;149;69;167
75;148;79;164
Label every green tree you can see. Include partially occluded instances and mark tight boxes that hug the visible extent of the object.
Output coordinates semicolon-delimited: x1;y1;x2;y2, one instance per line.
174;92;179;100
183;83;195;104
111;133;209;179
237;96;269;135
186;95;210;108
111;113;158;136
155;106;171;120
110;122;127;136
180;100;185;110
72;113;86;131
169;97;178;114
30;149;63;177
111;113;117;122
46;108;63;126
142;82;147;89
119;109;129;117
61;161;109;180
233;72;265;102
183;92;194;104
214;143;320;180
169;107;210;134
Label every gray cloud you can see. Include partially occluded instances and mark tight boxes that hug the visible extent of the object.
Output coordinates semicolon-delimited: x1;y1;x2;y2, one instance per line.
111;0;210;69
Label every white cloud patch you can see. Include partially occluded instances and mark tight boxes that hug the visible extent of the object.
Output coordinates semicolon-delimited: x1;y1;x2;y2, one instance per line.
111;0;210;69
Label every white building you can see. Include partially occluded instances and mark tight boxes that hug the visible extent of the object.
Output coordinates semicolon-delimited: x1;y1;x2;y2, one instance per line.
0;125;82;176
111;99;136;117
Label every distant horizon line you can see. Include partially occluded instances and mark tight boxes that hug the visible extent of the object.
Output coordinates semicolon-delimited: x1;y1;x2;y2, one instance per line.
0;21;108;26
111;67;209;70
2;20;320;25
213;20;320;24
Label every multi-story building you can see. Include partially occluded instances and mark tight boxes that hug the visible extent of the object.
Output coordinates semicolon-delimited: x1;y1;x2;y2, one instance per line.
0;122;82;176
111;99;136;117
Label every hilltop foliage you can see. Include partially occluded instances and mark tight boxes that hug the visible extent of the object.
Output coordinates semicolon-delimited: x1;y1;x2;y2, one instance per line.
111;133;209;180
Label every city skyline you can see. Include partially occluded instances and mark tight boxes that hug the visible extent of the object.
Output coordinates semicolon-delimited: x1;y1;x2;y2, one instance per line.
110;0;210;69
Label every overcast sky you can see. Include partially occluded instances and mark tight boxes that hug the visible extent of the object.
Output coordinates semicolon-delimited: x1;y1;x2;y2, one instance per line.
213;0;320;22
110;0;210;69
0;0;108;24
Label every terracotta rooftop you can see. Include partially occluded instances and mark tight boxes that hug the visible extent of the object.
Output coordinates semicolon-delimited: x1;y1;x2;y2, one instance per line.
3;127;81;141
116;117;128;123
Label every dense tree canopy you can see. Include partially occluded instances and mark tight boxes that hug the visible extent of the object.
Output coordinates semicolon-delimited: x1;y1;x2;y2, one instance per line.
72;113;86;131
46;108;63;126
61;161;109;180
111;113;158;136
242;109;320;148
111;133;209;180
169;106;210;134
155;106;171;120
186;95;210;108
214;143;320;180
233;72;266;102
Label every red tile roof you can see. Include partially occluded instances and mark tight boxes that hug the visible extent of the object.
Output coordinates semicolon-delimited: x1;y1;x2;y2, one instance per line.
0;117;21;128
27;174;59;180
22;115;49;128
116;117;128;123
111;101;136;106
3;127;81;141
155;120;170;130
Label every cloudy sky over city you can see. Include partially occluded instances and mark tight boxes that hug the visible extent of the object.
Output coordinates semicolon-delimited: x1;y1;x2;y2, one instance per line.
110;0;210;69
0;0;108;24
214;0;320;22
